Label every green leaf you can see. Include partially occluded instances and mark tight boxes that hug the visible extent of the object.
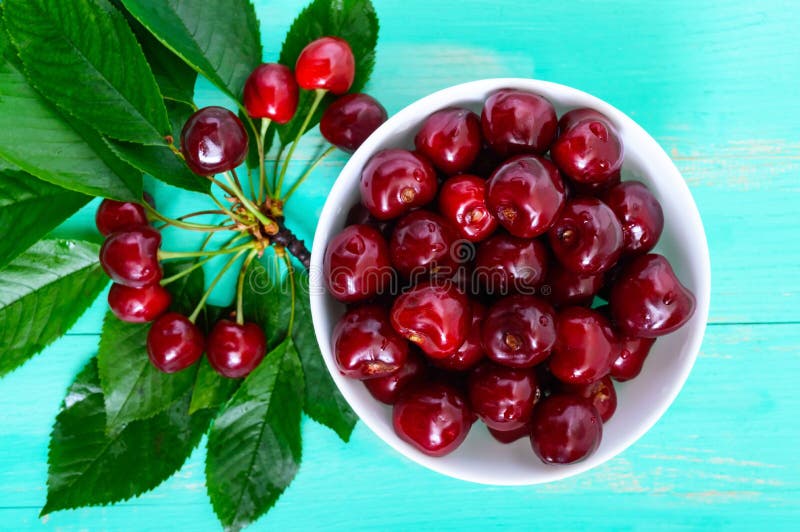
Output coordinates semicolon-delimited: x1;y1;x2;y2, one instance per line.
0;170;90;268
206;339;304;530
189;357;240;415
277;0;379;144
42;358;214;515
0;240;107;377
106;139;208;194
242;255;291;349
292;268;357;441
4;0;171;145
121;0;263;100
167;100;195;144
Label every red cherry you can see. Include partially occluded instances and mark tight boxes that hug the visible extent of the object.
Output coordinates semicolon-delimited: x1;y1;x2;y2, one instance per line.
389;210;458;278
611;336;657;381
481;89;557;156
549;307;619;385
437;175;498;242
295;37;355;94
488;424;531;444
414;108;482;175
243;63;299;123
557;108;610;134
530;394;602;464
108;283;171;323
344;203;394;239
481;295;556;368
324;224;393;303
468;362;540;431
602;181;664;256
431;301;487;371
99;226;162;288
568;169;622;197
390;282;470;359
551;118;624;185
610;254;696;337
364;349;427;404
392;382;473;457
561;375;617;422
360;149;438;221
468;146;503;178
207;320;266;378
333;305;409;379
486;155;566;238
146;313;204;373
320;93;387;152
541;264;604;308
474;232;548;295
95;199;147;236
180;106;248;176
548;197;623;274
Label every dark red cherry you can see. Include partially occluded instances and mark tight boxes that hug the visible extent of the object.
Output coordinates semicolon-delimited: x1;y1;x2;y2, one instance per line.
482;295;556;368
568;169;622;197
108;283;171;323
610;254;696;337
146;313;204;373
389;210;457;278
393;382;472;457
486;155;566;238
549;307;619;385
431;301;486;371
481;89;557;156
360;149;437;220
243;63;299;123
548;197;623;274
560;375;617;422
541;264;604;308
557;108;611;134
468;146;503;178
390;282;470;359
530;394;602;464
414;108;482;175
438;175;498;242
99;226;162;288
603;181;664;256
324;224;393;303
474;232;548;295
611;336;656;381
333;305;409;379
320;93;387;152
207;320;266;378
468;362;540;431
551;118;624;185
95;199;148;236
344;203;393;238
180;106;248;175
295;36;355;94
488;424;531;444
364;349;427;404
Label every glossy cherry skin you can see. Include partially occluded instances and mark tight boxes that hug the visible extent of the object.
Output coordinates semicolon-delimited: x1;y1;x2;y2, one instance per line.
438;175;498;242
389;210;458;278
561;375;617;422
468;362;540;431
414;108;482;175
364;349;427;404
610;254;696;337
482;295;557;368
603;181;664;256
541;265;604;308
392;382;473;457
551;118;624;185
549;307;619;385
548;197;623;274
568;169;622;197
390;282;470;358
146;313;204;373
108;283;171;323
486;155;566;238
295;36;355;94
431;301;486;371
95;199;148;236
611;336;656;381
180;106;248;176
475;233;548;295
530;394;602;464
100;226;162;288
481;89;557;156
488;424;531;444
207;320;267;378
557;108;611;134
243;63;298;123
360;149;438;220
320;93;387;152
324;224;393;303
333;305;409;379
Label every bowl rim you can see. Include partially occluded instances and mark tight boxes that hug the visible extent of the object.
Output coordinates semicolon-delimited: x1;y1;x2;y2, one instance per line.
310;77;711;485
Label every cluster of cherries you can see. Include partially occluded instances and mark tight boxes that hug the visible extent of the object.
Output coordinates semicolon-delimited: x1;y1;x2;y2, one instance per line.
324;90;697;464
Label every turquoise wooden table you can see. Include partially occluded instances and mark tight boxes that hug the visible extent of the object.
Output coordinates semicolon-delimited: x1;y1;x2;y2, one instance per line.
2;0;799;529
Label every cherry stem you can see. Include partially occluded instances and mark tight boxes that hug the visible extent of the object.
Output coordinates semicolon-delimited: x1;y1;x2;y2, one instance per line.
188;248;248;323
271;218;311;269
176;210;226;221
282;253;297;336
258;118;272;203
208;192;238;220
275;88;327;198
159;241;256;260
144;202;227;231
271;143;285;193
222;171;277;230
282;145;335;202
235;249;259;326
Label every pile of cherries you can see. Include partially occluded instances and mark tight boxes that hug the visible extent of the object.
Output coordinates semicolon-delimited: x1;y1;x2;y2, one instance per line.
324;90;697;464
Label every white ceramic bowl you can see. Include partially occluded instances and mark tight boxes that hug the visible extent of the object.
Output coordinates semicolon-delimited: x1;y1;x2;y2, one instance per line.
310;78;711;485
